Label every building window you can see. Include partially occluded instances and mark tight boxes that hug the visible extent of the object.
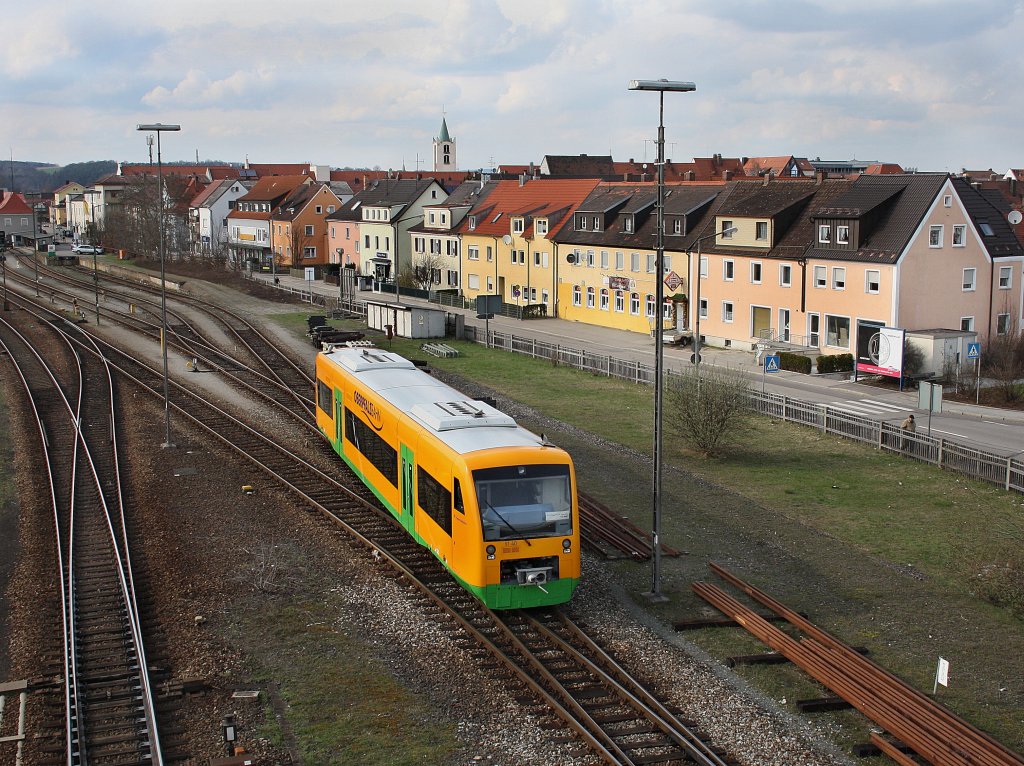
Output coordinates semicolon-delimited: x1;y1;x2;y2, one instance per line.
814;265;827;288
722;301;734;322
962;268;976;291
721;220;734;238
630;293;640;315
600;251;609;269
486;246;493;261
952;224;966;246
614;291;625;313
303;247;316;259
832;267;846;290
592;216;601;230
673;219;682;235
997;313;1010;335
779;308;791;342
808;314;820;347
536;219;547;235
585;250;594;267
836;225;849;244
929;224;943;247
616;251;624;270
468;246;479;260
944;194;952;207
979;221;995;236
779;263;792;287
624;216;633;233
631;253;640;272
825;314;851;348
755;221;768;241
586;287;595;308
723;260;735;281
699;255;708;278
644;294;656;317
646;254;657;273
750;262;762;284
865;269;880;294
600;289;609;310
818;224;830;243
999;266;1012;288
699;298;708;319
572;286;582;306
513;218;524;234
468;274;479;289
960;316;974;332
304;225;315;236
469;216;476;229
315;205;322;214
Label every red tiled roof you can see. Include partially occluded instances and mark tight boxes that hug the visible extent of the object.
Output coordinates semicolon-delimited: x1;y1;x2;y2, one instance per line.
459;178;600;238
189;178;229;208
863;163;905;175
0;191;33;214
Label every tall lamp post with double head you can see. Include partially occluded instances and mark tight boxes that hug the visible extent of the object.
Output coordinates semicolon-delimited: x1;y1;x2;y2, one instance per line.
137;122;180;449
628;78;695;603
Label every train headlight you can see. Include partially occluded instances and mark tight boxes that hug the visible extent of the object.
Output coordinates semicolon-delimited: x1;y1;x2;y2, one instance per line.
562;538;572;552
486;545;496;560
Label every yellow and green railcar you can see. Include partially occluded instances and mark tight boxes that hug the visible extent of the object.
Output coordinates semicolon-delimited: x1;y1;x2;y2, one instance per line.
314;346;580;609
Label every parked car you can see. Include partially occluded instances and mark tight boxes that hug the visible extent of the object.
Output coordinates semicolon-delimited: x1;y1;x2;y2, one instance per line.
72;244;103;254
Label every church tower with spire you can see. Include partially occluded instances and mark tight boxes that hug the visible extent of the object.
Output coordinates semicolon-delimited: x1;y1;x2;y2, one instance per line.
432;116;456;172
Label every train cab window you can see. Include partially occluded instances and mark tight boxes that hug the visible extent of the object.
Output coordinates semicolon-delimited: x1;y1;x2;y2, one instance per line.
453;479;464;514
317;380;333;415
474;465;572;542
344;407;397;486
418;467;452;535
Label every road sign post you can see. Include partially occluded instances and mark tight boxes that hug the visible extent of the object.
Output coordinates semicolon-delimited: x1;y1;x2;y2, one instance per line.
762;353;780;393
966;342;982;405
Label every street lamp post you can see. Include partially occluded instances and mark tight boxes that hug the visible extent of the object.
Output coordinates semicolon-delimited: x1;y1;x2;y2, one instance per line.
84;190;101;324
629;78;695;603
137;122;180;449
0;252;8;312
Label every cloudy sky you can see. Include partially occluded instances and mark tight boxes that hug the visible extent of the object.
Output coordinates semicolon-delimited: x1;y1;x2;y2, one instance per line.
4;0;1022;173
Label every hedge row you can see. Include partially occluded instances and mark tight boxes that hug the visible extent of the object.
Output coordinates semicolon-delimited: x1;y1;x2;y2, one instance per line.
816;353;854;374
779;352;812;373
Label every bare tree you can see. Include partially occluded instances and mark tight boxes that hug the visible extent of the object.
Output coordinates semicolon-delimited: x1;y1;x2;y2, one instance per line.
665;364;752;456
984;304;1024;404
411;249;447;292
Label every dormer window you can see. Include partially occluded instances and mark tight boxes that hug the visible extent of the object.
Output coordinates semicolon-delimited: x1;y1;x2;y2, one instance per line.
469;215;476;229
818;224;831;244
592;216;601;231
624;216;634;233
673;219;682;235
512;218;525;234
576;213;587;230
535;219;548;235
755;221;768;241
836;225;849;244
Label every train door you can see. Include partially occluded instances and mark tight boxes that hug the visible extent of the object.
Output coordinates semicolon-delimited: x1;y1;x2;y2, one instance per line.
400;444;415;533
334;389;343;447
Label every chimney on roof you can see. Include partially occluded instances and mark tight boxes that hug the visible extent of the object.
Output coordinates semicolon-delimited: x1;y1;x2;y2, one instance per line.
741;157;748;164
815;170;824;185
685;171;695;182
722;170;732;181
519;174;527;187
629;158;634;163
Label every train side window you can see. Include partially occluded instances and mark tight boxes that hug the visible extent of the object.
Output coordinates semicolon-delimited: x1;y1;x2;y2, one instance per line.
453;479;464;514
317;380;333;415
344;407;398;487
418;466;452;535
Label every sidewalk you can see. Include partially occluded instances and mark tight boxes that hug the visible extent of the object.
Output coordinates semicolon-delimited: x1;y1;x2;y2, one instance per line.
251;271;1024;427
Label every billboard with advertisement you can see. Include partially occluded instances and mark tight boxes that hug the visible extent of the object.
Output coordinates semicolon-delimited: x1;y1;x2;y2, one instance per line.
856;322;905;377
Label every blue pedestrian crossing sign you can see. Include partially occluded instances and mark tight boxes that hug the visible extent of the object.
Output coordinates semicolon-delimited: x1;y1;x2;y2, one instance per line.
966;342;981;360
764;354;781;372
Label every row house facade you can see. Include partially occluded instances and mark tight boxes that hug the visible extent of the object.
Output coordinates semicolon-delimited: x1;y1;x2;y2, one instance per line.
555;183;720;334
455;178;600;315
688;174;1023;356
269;183;343;270
226;175;311;269
189;179;251;257
325;178;446;284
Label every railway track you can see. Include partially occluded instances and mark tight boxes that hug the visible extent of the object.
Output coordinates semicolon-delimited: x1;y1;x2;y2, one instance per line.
0;306;165;765
1;291;735;765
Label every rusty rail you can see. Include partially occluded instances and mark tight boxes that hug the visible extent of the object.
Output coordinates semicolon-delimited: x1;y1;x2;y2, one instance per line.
692;562;1024;766
578;492;680;560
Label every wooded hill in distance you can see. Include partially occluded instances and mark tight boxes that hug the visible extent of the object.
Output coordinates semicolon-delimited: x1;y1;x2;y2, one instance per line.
2;160;118;194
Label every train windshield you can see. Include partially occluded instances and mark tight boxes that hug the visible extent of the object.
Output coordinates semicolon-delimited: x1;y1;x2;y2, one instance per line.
473;464;573;541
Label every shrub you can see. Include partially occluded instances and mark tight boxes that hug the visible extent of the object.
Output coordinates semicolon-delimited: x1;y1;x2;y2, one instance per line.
817;353;854;374
779;352;812;374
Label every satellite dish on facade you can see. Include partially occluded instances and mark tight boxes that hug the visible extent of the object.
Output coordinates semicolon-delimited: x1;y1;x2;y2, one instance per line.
502;234;512;245
1008;210;1023;225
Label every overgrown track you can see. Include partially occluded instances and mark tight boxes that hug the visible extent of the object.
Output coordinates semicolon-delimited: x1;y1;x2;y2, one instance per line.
0;306;166;765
